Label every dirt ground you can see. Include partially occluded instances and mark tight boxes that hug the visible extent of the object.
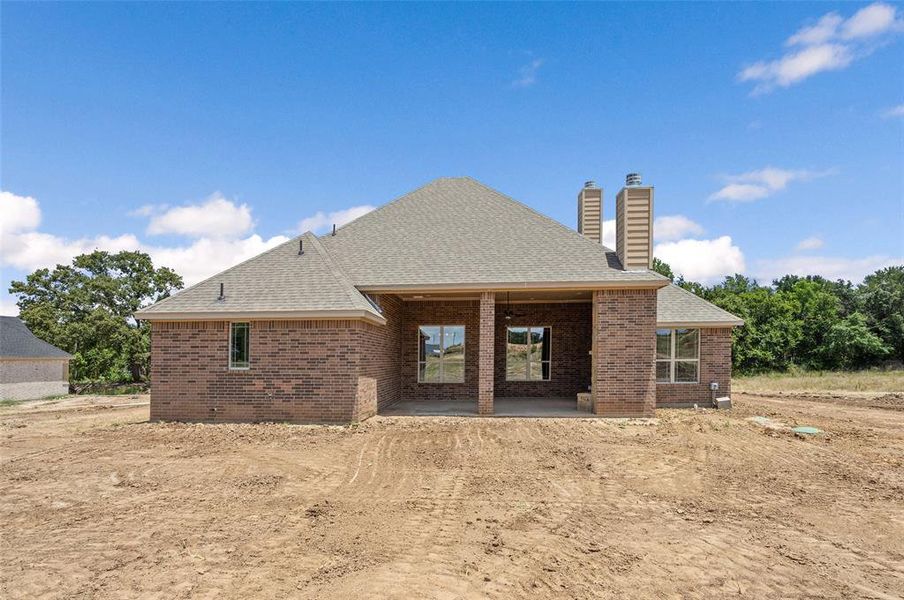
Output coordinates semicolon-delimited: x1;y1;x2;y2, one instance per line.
2;392;903;599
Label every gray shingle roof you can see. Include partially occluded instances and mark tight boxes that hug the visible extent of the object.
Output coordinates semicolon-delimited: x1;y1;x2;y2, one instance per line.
0;317;72;359
135;232;384;322
321;177;665;288
657;284;744;327
138;177;744;324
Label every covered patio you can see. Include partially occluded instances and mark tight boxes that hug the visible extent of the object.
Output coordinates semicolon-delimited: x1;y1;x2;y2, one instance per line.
373;286;658;419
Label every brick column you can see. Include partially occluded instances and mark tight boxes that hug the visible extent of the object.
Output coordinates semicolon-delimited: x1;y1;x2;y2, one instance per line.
591;289;657;417
478;291;495;415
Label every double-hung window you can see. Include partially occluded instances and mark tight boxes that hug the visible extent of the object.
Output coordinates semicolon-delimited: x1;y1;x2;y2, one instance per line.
229;322;250;369
656;328;699;383
506;326;551;381
418;325;465;383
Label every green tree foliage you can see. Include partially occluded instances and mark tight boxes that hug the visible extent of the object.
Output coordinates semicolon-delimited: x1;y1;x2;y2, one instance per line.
651;258;674;281
654;260;904;373
9;251;183;382
823;312;889;369
858;267;904;363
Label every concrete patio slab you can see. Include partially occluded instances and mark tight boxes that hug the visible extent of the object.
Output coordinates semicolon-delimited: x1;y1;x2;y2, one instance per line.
381;397;596;418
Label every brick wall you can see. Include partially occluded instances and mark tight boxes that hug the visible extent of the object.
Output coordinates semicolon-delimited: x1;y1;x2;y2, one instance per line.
478;292;495;414
656;327;732;407
400;300;480;402
591;289;657;418
357;294;403;416
151;320;371;423
494;302;591;398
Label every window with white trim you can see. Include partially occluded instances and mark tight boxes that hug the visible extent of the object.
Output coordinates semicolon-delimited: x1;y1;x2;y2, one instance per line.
506;326;551;381
656;328;699;383
417;325;465;383
229;322;250;369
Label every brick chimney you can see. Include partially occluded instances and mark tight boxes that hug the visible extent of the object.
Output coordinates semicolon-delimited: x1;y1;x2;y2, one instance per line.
615;173;653;270
577;181;602;243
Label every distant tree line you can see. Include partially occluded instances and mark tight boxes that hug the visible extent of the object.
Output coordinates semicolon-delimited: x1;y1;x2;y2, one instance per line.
7;251;902;382
653;259;903;373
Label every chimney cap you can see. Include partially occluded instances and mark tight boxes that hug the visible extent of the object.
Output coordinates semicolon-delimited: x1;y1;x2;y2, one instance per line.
626;173;642;187
584;180;598;189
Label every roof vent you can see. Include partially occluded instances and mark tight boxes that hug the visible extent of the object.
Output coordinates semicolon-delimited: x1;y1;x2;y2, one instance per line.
584;180;598;189
626;173;642;187
298;239;304;255
217;283;225;301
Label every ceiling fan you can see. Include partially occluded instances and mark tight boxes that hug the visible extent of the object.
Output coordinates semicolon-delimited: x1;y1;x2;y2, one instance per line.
502;291;527;321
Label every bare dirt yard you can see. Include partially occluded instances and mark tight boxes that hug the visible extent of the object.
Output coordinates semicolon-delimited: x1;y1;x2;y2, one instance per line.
2;390;903;599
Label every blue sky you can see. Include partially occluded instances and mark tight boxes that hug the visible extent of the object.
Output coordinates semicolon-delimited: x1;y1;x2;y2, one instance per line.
2;2;902;314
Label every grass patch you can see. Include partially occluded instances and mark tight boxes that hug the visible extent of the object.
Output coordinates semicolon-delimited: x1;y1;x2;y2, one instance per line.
734;369;904;394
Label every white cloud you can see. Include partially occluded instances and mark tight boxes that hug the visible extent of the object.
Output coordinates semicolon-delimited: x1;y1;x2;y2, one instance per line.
654;236;746;284
601;218;616;249
841;3;901;40
512;58;544;88
754;255;903;284
654;215;704;242
1;230;142;272
740;2;903;93
146;193;253;238
786;13;844;47
795;236;825;251
298;205;376;234
0;294;20;316
0;191;42;236
145;234;289;286
882;103;904;118
709;167;830;203
0;190;288;288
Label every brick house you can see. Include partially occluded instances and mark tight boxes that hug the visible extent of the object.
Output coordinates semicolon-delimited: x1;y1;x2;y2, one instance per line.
136;176;742;423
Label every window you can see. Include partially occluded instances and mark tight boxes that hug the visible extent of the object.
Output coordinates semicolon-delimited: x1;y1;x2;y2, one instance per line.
506;326;551;381
656;328;698;383
229;322;250;369
418;325;465;383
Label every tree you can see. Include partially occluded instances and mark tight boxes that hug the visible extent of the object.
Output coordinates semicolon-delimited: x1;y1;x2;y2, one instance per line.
711;286;802;373
9;251;183;382
823;312;890;369
782;280;841;369
858;266;904;363
652;258;675;281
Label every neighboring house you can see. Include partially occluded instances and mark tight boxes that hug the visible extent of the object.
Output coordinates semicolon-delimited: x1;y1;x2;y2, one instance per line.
137;176;742;423
0;316;72;401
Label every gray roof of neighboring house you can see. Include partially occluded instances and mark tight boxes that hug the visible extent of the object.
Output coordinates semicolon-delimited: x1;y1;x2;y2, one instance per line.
136;232;384;322
138;177;743;325
0;317;72;359
657;284;744;327
320;177;665;288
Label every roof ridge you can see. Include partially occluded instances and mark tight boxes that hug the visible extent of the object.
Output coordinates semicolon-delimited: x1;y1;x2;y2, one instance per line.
142;233;303;312
460;177;654;267
330;177;458;235
306;233;375;315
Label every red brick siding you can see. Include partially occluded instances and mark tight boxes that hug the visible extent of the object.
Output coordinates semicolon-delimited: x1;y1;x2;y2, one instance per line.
591;289;657;418
151;320;367;423
400;300;480;402
357;294;403;415
656;328;732;407
478;292;495;414
494;302;592;398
